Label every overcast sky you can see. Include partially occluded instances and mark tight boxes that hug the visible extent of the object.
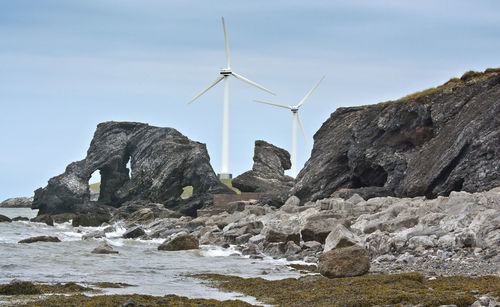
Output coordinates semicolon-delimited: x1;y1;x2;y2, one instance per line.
1;0;499;201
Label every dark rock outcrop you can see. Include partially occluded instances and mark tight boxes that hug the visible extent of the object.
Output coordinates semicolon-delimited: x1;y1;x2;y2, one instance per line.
18;236;61;243
0;214;12;223
30;214;54;226
233;140;294;193
293;69;500;202
122;226;146;239
0;197;33;208
32;122;234;216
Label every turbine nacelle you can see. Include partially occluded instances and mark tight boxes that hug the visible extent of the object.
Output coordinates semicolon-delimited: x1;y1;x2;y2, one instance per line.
253;75;325;177
220;68;232;75
188;17;275;176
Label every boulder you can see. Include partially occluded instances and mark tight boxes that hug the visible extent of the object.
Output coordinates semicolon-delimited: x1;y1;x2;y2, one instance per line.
0;214;12;223
232;140;294;193
122;226;146;239
71;204;112;227
318;245;370;278
30;214;54;226
82;230;106;240
323;224;360;252
301;218;339;244
91;242;119;254
0;197;33;208
18;236;61;243
32;121;234;216
264;228;300;245
12;216;29;222
158;232;199;251
292;69;500;203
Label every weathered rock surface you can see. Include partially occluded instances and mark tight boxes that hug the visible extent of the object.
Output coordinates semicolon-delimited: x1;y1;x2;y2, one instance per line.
158;232;199;251
18;236;61;243
233;140;294;193
323;224;360;252
0;197;33;208
318;245;370;278
293;69;500;202
32;121;234;216
91;242;119;254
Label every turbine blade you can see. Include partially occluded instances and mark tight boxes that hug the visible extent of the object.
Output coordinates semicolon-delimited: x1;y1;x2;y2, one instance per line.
297;75;325;108
222;17;231;68
188;75;224;104
253;99;292;109
297;112;310;150
232;72;276;95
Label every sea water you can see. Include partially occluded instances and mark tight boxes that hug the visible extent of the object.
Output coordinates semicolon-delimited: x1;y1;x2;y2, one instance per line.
0;208;304;304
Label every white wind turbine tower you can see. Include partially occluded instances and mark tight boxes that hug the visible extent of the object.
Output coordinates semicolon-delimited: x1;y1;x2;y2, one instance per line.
188;17;275;179
254;76;325;177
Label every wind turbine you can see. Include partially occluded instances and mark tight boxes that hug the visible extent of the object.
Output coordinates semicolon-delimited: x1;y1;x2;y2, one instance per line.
188;17;275;179
254;76;325;177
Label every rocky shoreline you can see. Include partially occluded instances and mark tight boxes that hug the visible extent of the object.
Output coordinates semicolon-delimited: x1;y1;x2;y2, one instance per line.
84;186;498;278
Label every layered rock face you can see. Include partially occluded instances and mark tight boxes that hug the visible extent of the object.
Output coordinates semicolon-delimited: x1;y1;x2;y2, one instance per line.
232;140;294;193
32;122;234;215
293;69;500;202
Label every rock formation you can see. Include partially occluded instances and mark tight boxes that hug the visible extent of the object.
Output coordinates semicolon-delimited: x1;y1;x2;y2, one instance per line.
0;197;33;208
292;69;500;202
32;122;234;216
232;140;294;193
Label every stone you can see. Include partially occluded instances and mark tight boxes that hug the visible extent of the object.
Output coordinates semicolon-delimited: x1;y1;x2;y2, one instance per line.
122;226;146;239
158;232;199;251
264;228;300;245
122;298;136;307
323;224;360;252
32;121;234;216
12;216;29;221
302;241;323;252
284;196;300;207
18;236;61;243
232;140;294;193
30;214;54;226
318;245;370;278
249;234;266;245
408;236;435;249
227;201;248;214
301;218;339;244
346;194;365;205
285;241;302;256
0;214;12;223
292;69;500;203
0;197;33;208
82;230;106;240
91;242;119;254
242;243;259;256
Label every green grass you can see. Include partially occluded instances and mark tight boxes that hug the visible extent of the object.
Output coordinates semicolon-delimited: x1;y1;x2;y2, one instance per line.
89;182;100;194
220;178;241;194
375;67;500;105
